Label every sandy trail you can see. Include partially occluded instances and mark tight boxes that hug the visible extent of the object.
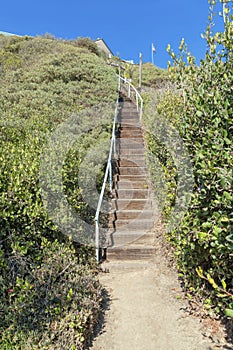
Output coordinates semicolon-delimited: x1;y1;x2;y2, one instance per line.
90;252;218;350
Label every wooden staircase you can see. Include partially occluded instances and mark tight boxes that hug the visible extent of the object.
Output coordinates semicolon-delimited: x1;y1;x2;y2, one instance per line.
105;96;157;261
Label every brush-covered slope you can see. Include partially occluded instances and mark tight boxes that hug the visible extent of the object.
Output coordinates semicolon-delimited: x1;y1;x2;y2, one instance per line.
0;35;117;349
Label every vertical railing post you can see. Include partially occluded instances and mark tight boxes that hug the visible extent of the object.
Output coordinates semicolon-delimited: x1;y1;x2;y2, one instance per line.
113;133;116;158
140;99;143;121
136;93;139;112
128;82;130;98
109;160;113;192
95;220;99;261
118;70;121;92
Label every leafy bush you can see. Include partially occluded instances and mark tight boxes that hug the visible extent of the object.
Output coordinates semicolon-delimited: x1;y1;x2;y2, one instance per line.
1;239;101;350
74;37;100;56
144;0;233;317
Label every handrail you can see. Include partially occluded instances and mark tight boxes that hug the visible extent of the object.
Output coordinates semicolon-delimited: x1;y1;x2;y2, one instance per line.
119;76;143;121
94;77;120;261
94;74;144;261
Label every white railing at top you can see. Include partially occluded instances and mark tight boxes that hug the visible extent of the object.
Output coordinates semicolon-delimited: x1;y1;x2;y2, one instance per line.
94;75;143;261
119;76;143;121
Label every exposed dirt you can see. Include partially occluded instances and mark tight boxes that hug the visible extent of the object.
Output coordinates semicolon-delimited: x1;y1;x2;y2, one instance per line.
89;223;232;350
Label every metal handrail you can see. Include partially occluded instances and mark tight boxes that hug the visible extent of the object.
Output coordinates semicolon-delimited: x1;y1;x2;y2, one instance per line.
94;76;120;261
119;76;143;121
94;75;144;261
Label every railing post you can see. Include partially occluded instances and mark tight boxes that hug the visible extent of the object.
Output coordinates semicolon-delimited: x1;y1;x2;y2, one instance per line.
128;82;130;98
136;94;139;112
109;160;113;192
113;133;116;158
140;100;143;121
95;220;99;262
118;72;121;92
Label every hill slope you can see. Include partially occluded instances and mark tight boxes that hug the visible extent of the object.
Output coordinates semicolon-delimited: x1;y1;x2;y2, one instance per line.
0;35;117;349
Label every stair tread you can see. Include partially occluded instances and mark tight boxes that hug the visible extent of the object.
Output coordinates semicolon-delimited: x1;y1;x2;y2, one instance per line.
108;244;154;249
111;209;154;213
113;198;150;201
111;218;155;224
107;231;154;239
115;189;149;193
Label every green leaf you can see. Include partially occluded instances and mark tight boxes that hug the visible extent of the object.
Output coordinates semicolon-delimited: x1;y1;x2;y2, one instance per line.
67;288;73;301
207;274;219;289
196;266;204;278
221;279;227;290
220;216;229;223
224;309;233;318
196;111;203;117
223;191;232;201
213;226;222;235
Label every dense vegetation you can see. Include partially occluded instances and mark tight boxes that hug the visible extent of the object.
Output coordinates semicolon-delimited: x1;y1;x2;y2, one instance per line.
144;0;233;319
127;62;169;89
0;35;117;349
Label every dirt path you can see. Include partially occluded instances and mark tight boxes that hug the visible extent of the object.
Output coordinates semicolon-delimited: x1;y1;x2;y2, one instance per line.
90;231;229;350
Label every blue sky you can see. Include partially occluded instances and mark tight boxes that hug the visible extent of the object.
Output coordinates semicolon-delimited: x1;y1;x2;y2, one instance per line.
1;0;225;68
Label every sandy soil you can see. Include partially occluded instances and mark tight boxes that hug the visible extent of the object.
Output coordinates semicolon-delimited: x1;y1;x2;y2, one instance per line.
89;228;231;350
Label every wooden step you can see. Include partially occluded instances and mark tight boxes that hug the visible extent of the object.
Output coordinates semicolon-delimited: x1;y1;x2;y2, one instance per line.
119;148;145;155
119;100;134;106
114;174;147;182
107;231;154;247
114;188;149;199
106;244;155;261
119;110;137;115
109;218;155;230
120;134;142;139
120;105;138;110
119;130;142;136
119;142;144;149
118;154;146;161
116;158;146;167
117;167;147;176
120;120;141;126
119;126;141;132
116;180;149;189
112;198;152;210
119;137;144;143
110;209;154;220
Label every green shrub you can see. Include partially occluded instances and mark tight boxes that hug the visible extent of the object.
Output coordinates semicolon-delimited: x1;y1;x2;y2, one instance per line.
74;37;100;56
145;0;233;317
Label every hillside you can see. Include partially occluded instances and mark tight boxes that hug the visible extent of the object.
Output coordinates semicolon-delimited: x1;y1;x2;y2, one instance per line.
0;35;118;349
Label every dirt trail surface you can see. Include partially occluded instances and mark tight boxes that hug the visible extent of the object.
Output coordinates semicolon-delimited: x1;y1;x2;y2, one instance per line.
90;237;228;350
